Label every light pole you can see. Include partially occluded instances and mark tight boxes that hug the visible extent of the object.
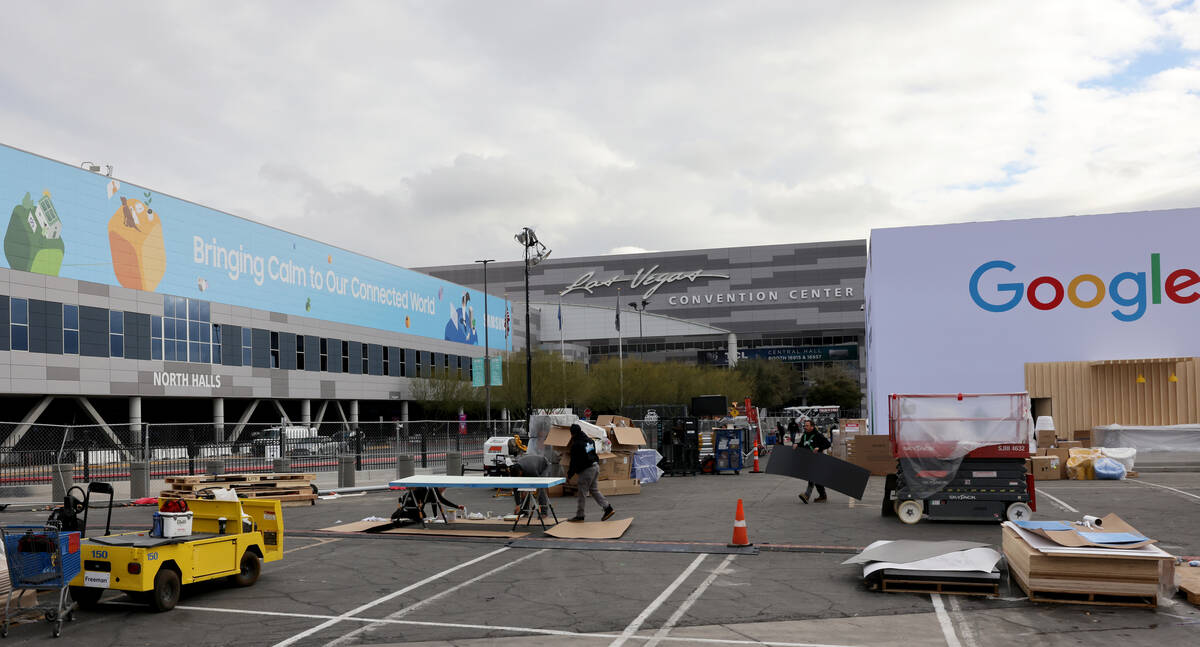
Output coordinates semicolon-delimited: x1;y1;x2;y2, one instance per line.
628;299;649;350
475;259;494;427
513;227;550;423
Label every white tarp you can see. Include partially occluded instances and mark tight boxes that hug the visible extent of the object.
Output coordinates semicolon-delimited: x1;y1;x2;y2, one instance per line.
1092;424;1200;453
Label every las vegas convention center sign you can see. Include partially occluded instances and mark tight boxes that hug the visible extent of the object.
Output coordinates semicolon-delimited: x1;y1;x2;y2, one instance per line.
560;266;856;305
0;143;510;350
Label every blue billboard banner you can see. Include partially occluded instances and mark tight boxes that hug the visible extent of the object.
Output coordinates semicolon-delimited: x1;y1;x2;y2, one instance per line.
0;143;511;350
700;344;859;365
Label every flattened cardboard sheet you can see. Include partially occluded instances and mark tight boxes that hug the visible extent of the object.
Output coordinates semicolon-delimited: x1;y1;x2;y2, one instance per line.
611;427;647;446
380;527;529;538
766;446;871;500
1034;514;1156;549
321;520;393;533
545;517;633;539
843;540;991;565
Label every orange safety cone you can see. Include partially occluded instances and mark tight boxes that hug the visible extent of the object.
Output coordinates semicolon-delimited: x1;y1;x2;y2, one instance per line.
729;498;752;547
751;439;762;473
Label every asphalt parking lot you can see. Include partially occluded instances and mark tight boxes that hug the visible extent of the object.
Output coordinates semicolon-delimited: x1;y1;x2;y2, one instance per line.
1;466;1198;646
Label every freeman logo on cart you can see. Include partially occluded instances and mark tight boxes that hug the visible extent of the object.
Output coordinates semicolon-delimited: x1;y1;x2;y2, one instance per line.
82;572;110;588
152;371;221;388
969;253;1200;322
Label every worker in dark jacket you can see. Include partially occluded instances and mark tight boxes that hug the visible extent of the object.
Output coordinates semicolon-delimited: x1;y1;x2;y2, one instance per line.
797;419;832;504
787;419;801;445
566;423;614;522
509;453;552;517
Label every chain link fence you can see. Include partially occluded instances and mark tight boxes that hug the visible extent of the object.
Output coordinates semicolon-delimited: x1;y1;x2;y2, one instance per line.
0;420;535;488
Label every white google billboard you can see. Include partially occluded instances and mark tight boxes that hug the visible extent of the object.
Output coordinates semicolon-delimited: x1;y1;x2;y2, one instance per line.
865;207;1200;434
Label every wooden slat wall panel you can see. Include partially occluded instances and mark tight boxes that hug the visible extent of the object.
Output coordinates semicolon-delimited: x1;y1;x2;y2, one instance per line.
1028;358;1199;431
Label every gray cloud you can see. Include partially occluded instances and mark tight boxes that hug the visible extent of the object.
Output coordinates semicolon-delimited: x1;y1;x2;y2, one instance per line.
0;1;1197;268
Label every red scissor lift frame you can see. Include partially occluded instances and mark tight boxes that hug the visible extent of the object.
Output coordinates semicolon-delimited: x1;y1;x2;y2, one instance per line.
883;393;1037;524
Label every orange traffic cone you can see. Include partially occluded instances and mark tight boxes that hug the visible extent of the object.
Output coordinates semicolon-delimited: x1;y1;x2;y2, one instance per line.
751;439;762;473
729;498;752;547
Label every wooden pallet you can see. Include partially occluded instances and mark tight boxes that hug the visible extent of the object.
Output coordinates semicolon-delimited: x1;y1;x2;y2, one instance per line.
1178;565;1200;606
166;479;313;492
876;570;1000;597
165;473;316;485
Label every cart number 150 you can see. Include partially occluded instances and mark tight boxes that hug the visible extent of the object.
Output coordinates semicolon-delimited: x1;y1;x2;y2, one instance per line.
91;549;109;559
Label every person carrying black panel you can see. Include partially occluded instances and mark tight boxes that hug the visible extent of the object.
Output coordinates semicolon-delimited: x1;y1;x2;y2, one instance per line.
797;419;832;504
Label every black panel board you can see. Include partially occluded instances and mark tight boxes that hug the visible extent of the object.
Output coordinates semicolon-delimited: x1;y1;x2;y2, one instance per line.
765;446;870;500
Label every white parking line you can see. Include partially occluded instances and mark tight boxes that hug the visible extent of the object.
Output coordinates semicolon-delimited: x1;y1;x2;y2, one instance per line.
270;546;511;647
1134;479;1200;502
945;595;979;647
1036;490;1078;513
930;594;961;647
609;553;709;647
645;554;737;647
321;548;548;647
105;599;861;646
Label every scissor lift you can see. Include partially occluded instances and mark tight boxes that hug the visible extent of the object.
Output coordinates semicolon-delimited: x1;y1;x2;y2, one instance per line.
882;393;1037;524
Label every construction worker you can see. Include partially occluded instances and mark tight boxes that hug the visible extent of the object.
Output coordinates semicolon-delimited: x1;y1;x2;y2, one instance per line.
797;419;832;504
566;423;615;522
508;453;551;517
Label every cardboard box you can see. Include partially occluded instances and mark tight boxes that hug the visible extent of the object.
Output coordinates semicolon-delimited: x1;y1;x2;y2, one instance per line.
597;478;641;496
609;426;647;452
1030;455;1061;480
545;484;564;497
1046;448;1070;478
599;452;633;480
1057;441;1082;450
596;415;632;428
1035;448;1048;456
845;435;894;476
840;419;867;434
546;424;614;459
1037;432;1055;449
1071;430;1092;447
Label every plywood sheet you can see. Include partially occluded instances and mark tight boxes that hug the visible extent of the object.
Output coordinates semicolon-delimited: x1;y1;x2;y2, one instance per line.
321;520;393;533
545;517;633;539
379;527;529;538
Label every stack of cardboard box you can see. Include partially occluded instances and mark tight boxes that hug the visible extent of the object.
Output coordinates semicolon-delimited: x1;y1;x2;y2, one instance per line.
1029;437;1089;481
546;415;645;496
845;435;894;476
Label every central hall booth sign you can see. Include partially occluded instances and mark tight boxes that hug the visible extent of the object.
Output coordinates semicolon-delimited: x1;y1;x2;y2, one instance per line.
703;345;859;365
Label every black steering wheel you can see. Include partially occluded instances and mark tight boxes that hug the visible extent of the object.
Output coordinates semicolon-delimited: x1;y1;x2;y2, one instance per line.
64;486;87;514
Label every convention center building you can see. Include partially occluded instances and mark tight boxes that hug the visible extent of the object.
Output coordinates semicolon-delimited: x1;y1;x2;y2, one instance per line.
420;239;867;383
0;143;510;436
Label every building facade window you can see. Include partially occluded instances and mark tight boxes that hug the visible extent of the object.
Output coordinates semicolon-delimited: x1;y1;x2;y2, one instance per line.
270;331;280;368
242;327;252;366
361;342;369;374
150;315;162;360
9;298;27;351
63;304;79;355
341;341;349;373
296;334;305;370
320;338;328;371
109;310;123;358
212;324;222;364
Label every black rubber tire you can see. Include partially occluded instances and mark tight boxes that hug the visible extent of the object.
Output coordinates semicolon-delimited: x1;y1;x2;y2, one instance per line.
150;569;181;612
232;551;261;587
70;586;103;609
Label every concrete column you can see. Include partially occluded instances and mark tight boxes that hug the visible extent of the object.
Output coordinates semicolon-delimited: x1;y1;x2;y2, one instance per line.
129;396;143;447
400;400;409;422
349;400;359;429
396;454;415;479
727;332;739;368
52;463;73;503
130;461;150;499
213;397;225;442
445;451;462;476
301;400;311;427
205;459;225;475
272;457;292;473
338;454;356;487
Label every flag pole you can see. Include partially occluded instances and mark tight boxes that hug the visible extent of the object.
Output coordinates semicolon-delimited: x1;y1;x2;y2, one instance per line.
559;296;566;408
617;287;623;413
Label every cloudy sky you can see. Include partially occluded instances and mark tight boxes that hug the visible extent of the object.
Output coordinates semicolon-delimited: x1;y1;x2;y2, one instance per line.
2;1;1198;267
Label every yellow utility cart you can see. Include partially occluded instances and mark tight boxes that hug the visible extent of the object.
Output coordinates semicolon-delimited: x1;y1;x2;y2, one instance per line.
68;498;283;612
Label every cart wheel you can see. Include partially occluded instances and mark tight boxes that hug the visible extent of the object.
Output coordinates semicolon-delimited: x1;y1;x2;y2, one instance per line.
896;500;923;525
734;470;740;475
151;568;181;612
232;551;261;587
1005;502;1033;522
52;620;62;638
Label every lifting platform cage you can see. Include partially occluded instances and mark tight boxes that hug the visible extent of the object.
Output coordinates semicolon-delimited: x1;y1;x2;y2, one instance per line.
883;393;1036;525
1;526;81;638
713;427;744;474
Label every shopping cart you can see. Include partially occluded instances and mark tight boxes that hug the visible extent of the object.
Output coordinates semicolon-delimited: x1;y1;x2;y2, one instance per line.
2;526;81;638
